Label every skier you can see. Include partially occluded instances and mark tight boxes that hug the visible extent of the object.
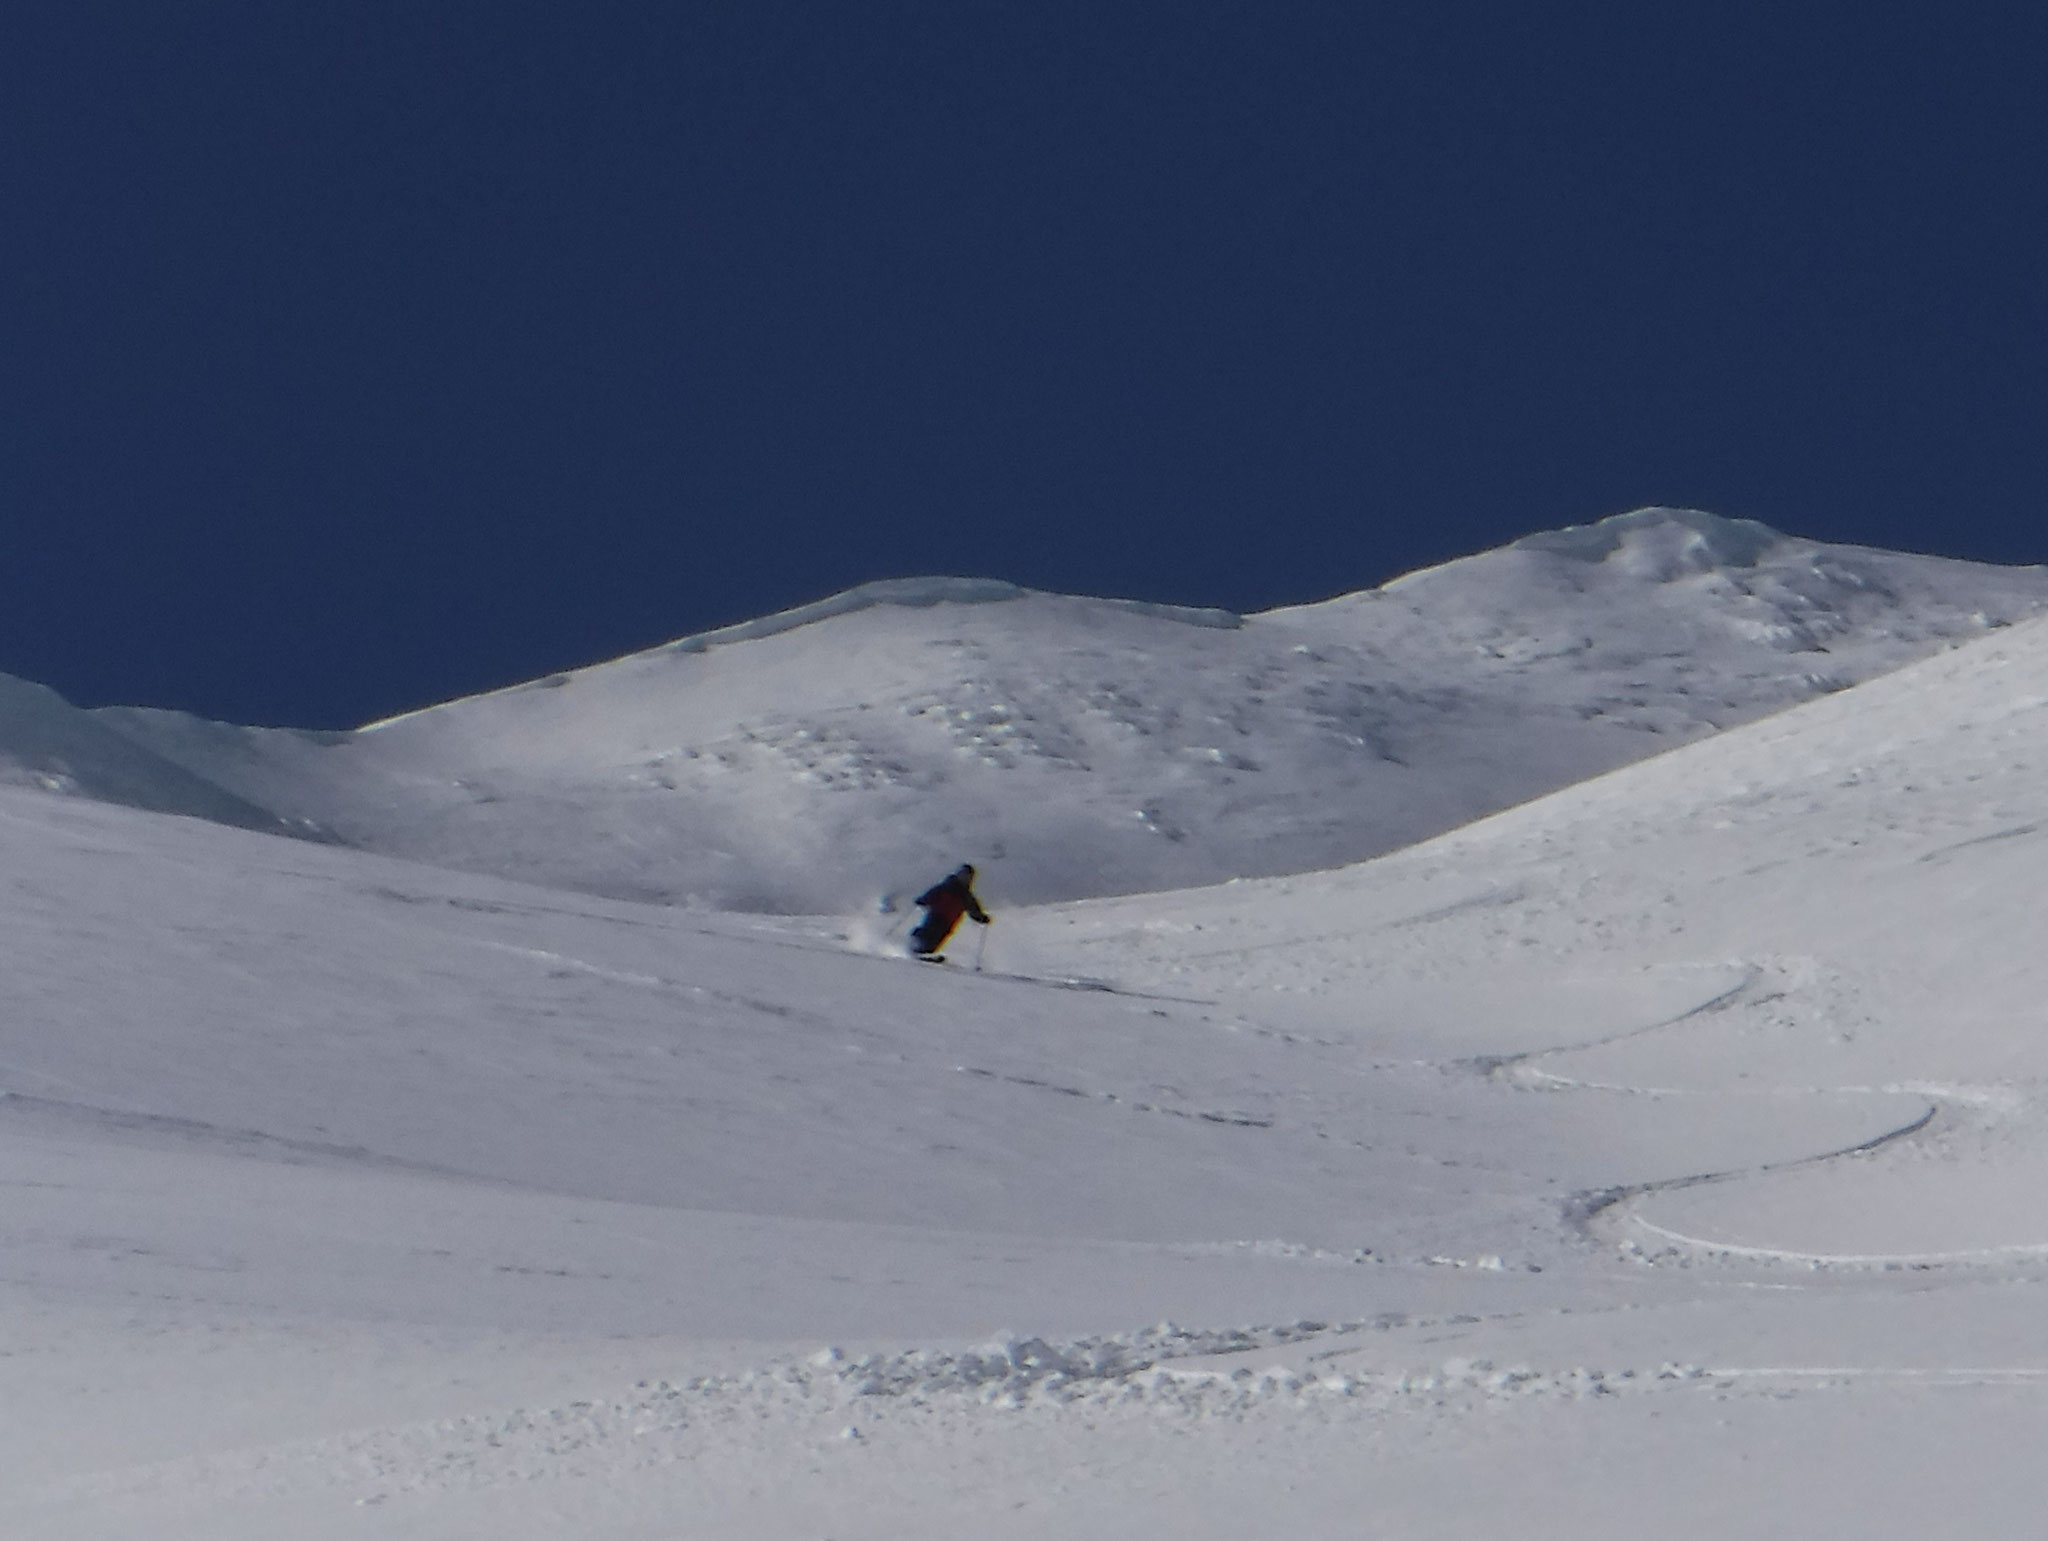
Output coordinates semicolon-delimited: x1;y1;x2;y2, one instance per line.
909;863;990;959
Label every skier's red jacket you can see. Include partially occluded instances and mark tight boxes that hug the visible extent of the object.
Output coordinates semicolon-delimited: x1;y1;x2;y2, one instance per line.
916;870;989;931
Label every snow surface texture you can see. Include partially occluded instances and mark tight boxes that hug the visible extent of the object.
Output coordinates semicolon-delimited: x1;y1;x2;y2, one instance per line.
11;518;2048;1533
31;506;2048;910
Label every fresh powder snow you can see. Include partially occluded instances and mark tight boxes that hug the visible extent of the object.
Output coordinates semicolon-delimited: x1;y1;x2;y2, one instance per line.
6;508;2048;1536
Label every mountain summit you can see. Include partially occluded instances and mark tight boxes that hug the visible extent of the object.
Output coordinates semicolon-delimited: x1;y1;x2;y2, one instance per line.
15;507;2048;911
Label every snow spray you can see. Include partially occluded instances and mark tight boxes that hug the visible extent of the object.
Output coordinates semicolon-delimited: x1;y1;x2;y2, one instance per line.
846;896;913;956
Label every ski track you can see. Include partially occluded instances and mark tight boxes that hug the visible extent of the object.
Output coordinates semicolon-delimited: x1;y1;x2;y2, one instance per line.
1622;1211;2048;1270
473;939;843;1026
1579;1102;1943;1266
954;1066;1275;1129
1471;963;1763;1080
0;1088;495;1183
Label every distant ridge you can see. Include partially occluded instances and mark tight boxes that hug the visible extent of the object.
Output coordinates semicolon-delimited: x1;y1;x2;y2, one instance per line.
13;506;2046;911
367;578;1241;731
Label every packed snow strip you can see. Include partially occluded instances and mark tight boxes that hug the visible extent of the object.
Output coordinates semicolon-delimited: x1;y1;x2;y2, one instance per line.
634;1327;1711;1419
32;1320;1722;1513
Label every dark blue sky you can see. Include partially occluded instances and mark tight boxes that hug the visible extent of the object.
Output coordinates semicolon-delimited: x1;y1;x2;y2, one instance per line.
7;4;2046;727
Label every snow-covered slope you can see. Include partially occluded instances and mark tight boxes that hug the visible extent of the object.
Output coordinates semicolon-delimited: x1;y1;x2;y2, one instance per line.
13;597;2048;1536
0;672;300;835
58;507;2048;910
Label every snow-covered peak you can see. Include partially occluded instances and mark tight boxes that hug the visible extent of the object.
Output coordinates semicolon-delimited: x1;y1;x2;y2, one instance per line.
368;580;1242;732
1307;505;2036;688
648;574;1243;655
1510;505;1782;575
25;509;2048;911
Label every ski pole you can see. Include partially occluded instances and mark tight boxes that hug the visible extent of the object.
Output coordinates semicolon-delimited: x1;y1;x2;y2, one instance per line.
973;920;990;972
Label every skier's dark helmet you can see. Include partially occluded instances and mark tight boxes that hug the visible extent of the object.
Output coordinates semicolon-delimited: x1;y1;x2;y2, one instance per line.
956;863;976;881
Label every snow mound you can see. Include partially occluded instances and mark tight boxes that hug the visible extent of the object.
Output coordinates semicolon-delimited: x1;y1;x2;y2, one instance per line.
1514;506;1782;577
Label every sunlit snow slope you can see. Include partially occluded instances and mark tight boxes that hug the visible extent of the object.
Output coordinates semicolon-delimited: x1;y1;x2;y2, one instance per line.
1003;608;2048;1266
32;506;2048;910
12;597;2048;1536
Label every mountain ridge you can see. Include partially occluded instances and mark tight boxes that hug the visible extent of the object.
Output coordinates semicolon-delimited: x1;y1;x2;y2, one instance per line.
11;506;2047;911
